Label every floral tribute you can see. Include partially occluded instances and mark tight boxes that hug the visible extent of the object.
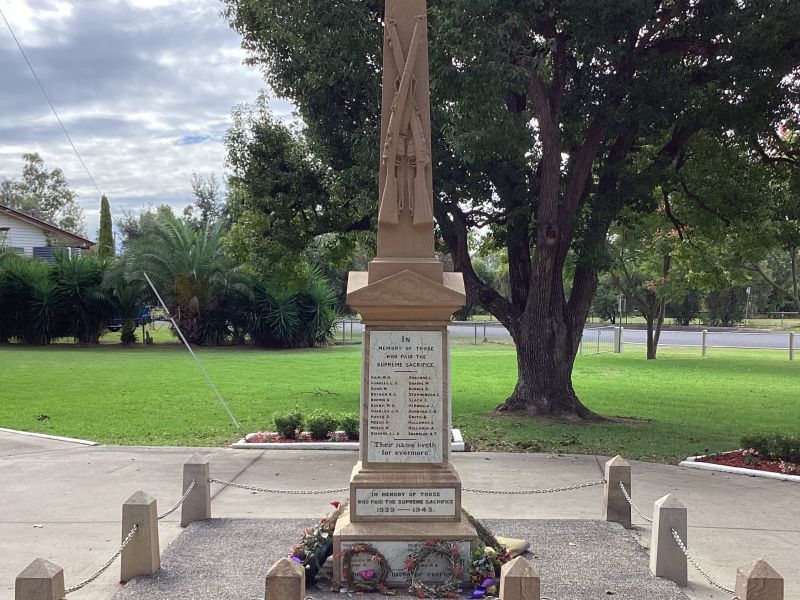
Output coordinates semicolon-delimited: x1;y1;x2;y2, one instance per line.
289;501;345;581
339;543;393;594
466;545;512;598
404;538;464;598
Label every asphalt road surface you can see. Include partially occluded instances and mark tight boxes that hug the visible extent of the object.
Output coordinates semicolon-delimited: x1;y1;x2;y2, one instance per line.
337;320;797;350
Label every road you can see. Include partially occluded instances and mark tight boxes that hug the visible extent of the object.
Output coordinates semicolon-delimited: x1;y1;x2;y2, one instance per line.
337;320;798;350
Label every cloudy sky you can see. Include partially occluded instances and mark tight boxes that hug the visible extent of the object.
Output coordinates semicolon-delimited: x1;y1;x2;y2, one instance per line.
0;0;291;238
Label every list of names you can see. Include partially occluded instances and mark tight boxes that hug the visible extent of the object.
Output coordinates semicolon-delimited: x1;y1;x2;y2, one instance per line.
367;330;443;463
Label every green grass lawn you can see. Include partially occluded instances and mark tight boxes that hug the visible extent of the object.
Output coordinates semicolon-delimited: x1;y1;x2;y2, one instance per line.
0;342;797;462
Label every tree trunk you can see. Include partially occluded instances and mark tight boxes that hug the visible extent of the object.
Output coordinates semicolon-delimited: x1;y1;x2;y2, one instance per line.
645;317;655;359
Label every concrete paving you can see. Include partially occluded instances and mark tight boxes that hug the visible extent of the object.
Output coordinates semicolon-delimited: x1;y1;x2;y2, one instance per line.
114;519;688;600
1;430;797;600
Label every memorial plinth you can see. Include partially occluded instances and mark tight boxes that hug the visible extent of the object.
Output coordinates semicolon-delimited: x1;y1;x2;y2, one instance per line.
332;0;478;587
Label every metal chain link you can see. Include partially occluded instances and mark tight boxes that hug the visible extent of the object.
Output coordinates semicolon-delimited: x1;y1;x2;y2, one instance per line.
463;479;605;495
63;524;138;596
158;479;196;520
618;481;654;523
209;477;348;495
671;528;738;598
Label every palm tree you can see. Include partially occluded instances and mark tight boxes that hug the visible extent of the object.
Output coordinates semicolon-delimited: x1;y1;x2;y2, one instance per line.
104;260;147;345
127;215;245;345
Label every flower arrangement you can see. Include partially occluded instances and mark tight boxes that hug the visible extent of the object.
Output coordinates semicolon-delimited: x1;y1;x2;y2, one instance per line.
467;545;511;598
404;538;464;598
339;543;393;594
289;501;346;582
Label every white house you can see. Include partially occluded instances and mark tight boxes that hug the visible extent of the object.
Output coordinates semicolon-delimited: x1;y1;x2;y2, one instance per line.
0;203;95;260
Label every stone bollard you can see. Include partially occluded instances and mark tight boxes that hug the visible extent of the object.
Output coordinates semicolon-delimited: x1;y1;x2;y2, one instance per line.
603;455;632;529
649;494;687;586
499;556;540;600
120;491;160;583
180;454;211;527
15;558;64;600
736;560;784;600
264;557;305;600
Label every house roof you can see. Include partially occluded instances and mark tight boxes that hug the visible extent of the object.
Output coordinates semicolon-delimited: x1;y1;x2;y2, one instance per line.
0;203;95;247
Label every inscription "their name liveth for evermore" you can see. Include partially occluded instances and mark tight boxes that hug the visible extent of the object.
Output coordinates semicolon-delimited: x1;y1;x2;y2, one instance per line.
355;488;456;517
367;330;444;463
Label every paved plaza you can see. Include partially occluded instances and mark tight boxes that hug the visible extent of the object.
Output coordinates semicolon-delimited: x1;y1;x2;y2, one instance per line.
1;430;797;600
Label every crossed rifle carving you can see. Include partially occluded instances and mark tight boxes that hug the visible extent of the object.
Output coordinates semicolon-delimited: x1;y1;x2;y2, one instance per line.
378;15;434;227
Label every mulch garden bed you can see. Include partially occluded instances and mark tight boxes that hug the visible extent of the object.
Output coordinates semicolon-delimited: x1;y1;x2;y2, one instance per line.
695;450;799;475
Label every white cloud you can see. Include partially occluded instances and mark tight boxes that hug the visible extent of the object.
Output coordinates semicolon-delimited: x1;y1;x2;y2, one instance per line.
0;0;290;239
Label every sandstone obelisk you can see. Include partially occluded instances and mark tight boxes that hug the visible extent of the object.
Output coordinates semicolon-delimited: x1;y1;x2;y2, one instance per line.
332;0;478;587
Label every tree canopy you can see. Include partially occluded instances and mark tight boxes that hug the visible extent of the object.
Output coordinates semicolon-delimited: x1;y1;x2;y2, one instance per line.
223;0;800;418
1;153;86;236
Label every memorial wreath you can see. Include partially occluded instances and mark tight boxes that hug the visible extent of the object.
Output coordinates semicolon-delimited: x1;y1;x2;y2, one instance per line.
339;543;392;594
403;538;464;598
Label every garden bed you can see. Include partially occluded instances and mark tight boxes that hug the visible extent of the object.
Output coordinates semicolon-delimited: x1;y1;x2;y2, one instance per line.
680;450;800;482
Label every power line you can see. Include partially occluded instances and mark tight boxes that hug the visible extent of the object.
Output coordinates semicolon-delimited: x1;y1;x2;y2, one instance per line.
0;5;103;199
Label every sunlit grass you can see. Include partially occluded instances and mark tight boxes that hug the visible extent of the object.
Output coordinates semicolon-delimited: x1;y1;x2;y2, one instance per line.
0;343;797;462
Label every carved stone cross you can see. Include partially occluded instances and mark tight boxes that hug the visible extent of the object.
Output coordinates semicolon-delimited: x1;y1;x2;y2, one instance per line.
369;0;439;283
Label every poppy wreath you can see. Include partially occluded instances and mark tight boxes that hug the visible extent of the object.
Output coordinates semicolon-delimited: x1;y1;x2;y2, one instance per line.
403;538;464;598
339;543;391;593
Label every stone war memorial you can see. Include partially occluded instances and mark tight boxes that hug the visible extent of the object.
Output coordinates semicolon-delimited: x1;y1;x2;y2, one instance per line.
12;1;785;600
333;0;479;587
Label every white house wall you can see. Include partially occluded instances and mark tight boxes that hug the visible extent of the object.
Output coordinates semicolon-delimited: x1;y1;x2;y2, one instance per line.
0;213;48;257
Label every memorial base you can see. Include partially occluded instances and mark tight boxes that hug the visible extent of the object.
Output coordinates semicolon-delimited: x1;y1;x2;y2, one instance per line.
332;507;479;588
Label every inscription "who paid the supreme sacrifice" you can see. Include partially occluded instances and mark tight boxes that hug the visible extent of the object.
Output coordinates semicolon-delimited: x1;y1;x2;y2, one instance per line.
368;331;443;463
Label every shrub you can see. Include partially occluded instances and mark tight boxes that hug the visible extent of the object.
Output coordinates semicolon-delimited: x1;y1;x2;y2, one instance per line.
740;434;771;456
307;410;338;440
273;409;303;439
740;433;800;462
338;412;360;441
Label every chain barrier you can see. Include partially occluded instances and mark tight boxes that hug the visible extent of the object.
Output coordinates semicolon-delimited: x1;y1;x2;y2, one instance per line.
618;481;654;524
158;479;196;520
671;528;738;598
209;477;349;495
63;524;138;596
463;479;605;495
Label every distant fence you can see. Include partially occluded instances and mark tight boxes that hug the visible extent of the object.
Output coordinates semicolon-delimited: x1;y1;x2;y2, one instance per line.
622;328;797;360
335;320;797;360
579;326;617;356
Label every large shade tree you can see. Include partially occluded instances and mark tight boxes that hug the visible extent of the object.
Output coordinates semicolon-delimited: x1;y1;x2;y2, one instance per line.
223;0;800;418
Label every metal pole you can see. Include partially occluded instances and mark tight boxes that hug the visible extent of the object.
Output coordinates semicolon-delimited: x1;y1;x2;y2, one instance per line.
142;272;241;430
790;332;795;362
474;323;477;345
483;323;487;343
350;320;353;340
702;329;708;357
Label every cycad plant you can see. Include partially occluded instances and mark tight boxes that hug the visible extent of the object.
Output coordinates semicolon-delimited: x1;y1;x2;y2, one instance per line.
245;267;338;348
52;252;112;344
0;256;64;344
